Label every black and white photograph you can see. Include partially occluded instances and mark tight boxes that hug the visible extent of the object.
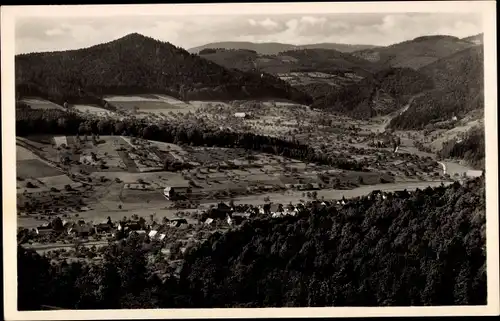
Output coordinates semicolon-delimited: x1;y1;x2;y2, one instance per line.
2;1;498;319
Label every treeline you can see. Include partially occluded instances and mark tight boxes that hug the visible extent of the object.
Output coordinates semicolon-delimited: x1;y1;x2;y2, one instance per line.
199;48;257;55
389;46;484;129
18;177;486;309
15;33;311;107
278;48;380;74
438;126;485;169
311;67;434;119
15;109;363;171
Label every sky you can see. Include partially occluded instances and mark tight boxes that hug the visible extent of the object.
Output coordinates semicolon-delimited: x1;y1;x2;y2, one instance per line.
15;12;483;54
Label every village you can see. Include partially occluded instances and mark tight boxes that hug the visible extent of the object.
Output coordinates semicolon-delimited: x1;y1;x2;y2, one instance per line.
18;188;403;256
19;183;462;268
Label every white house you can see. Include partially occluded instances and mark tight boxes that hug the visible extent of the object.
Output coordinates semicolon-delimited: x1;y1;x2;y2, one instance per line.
466;170;483;178
234;112;248;118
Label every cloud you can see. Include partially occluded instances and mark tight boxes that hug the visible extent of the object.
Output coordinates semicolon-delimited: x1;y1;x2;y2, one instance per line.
15;12;483;54
45;28;65;36
300;16;327;25
248;18;280;30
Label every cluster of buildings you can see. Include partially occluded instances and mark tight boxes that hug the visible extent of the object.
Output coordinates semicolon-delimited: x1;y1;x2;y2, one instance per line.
31;215;190;241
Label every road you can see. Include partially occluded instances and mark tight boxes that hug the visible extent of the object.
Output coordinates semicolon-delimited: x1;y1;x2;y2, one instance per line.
23;240;109;255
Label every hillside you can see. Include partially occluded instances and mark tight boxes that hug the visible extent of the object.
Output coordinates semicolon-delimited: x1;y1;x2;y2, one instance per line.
311;67;435;118
389;45;484;129
189;41;379;55
15;33;312;106
18;177;486;308
352;35;476;70
438;125;485;169
462;33;483;45
198;48;381;75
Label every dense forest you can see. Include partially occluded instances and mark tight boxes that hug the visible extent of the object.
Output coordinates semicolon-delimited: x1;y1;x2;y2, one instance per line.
352;35;475;69
199;47;378;76
15;33;311;107
18;177;486;309
278;49;380;74
438;126;485;169
311;67;434;119
389;46;484;129
15;109;363;171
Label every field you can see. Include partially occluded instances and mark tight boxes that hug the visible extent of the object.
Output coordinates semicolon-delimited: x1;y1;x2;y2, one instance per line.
73;104;116;117
19;98;65;110
17;159;62;179
277;71;364;87
104;94;199;119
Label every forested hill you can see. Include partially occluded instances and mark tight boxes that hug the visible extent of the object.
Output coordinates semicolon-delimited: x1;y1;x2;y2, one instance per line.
18;177;486;309
15;33;312;106
198;47;380;76
179;177;486;307
389;45;484;130
352;35;476;70
462;33;483;45
189;41;379;55
311;67;435;118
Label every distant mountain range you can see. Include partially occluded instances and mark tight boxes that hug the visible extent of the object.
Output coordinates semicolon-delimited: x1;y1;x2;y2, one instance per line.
15;33;311;106
198;47;381;75
351;35;478;70
188;41;379;55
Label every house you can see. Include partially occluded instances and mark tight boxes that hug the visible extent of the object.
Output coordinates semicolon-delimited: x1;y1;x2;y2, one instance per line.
204;218;215;225
466;170;483;178
158;233;166;241
94;223;113;234
35;223;53;235
163;183;191;200
217;202;232;214
169;218;188;228
234;112;248;118
118;221;142;232
231;212;252;225
148;230;159;238
68;223;94;237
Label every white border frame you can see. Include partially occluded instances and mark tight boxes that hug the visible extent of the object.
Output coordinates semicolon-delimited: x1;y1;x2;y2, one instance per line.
2;2;498;320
